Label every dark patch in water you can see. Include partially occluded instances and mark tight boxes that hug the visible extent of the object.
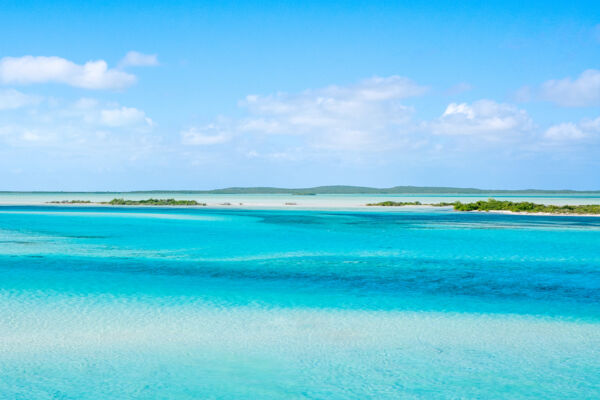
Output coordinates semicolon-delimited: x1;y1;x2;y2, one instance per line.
64;235;109;239
3;254;599;308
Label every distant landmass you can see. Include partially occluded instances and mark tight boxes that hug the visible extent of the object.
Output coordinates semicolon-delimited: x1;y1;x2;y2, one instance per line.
5;186;599;194
125;185;600;194
194;186;600;194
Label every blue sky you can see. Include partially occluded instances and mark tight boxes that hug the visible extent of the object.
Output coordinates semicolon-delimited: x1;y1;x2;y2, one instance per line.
1;0;599;190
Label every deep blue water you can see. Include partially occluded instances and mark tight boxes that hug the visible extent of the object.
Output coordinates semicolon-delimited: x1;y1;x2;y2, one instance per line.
1;206;599;399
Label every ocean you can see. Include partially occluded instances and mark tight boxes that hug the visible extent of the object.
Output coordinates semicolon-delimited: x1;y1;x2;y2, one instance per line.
1;202;599;398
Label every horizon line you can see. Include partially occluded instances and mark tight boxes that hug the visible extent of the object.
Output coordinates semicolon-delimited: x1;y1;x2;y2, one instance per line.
1;185;600;194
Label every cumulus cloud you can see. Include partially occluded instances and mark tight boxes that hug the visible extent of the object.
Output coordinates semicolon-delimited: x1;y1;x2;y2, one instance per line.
181;124;230;145
100;106;154;128
431;100;533;138
239;76;426;150
0;56;136;90
119;51;159;68
539;69;600;107
0;89;41;110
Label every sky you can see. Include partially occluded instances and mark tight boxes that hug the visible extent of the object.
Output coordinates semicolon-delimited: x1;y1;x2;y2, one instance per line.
0;0;599;191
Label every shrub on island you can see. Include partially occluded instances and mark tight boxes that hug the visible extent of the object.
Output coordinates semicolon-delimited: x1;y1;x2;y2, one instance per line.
453;199;600;214
366;198;600;214
367;201;422;206
104;198;206;206
47;200;92;204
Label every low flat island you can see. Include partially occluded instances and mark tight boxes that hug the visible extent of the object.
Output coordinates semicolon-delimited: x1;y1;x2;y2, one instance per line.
368;198;600;215
49;198;207;206
43;197;600;214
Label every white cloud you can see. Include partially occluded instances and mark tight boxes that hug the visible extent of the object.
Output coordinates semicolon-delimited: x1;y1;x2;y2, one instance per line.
539;69;600;107
0;96;156;153
119;51;159;68
544;123;585;141
239;76;425;150
0;56;136;90
431;100;533;137
581;116;600;131
181;125;230;145
100;106;154;128
239;118;282;134
0;89;41;110
544;117;600;142
45;99;153;130
21;130;44;143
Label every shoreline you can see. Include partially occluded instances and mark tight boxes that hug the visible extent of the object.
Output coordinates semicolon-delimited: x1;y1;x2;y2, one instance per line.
469;209;600;217
0;202;598;216
0;202;430;212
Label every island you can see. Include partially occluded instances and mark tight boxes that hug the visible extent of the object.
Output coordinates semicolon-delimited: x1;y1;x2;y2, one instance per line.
48;200;92;204
366;201;454;207
453;199;600;215
367;198;600;215
103;198;206;206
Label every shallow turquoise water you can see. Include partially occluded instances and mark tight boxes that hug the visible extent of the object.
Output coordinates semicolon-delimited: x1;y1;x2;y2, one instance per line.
1;206;599;398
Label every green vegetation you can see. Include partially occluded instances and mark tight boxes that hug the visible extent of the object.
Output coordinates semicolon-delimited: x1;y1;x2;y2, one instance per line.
453;199;600;214
367;198;600;214
103;198;206;206
367;201;423;206
366;201;455;207
47;200;92;204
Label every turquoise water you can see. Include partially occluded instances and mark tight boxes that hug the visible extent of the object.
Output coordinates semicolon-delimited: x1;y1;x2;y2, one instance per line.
1;206;599;398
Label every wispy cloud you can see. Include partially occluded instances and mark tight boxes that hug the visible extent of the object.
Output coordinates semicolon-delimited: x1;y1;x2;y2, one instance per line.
544;116;600;142
119;51;159;68
444;82;472;96
0;89;42;110
539;69;600;107
181;124;230;145
0;96;156;152
101;106;154;128
544;123;585;141
184;80;550;163
0;56;136;90
430;100;533;139
2;73;598;186
239;76;426;151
